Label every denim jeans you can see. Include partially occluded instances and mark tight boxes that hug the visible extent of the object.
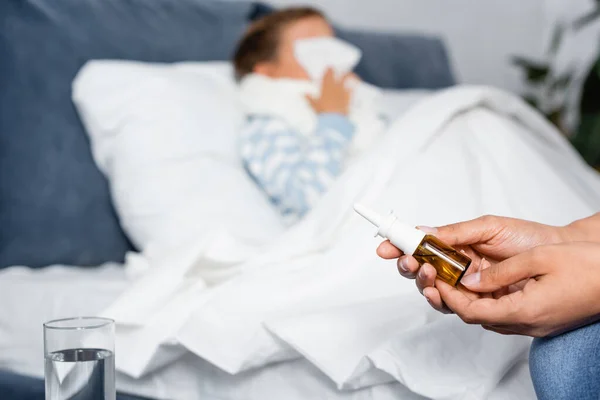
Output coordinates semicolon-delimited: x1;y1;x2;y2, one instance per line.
529;321;600;400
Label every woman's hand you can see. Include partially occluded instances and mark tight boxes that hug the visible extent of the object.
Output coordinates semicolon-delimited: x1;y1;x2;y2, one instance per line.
437;242;600;337
377;215;569;312
306;67;352;115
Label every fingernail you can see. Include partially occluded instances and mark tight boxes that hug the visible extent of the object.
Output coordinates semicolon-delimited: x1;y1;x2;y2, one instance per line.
417;226;437;234
423;287;433;301
480;258;492;270
398;258;409;274
461;272;480;288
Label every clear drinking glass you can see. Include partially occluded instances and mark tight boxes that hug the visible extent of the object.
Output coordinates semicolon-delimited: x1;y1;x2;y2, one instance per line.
44;317;116;400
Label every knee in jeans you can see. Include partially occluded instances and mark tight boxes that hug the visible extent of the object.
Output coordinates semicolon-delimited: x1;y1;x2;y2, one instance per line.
529;325;600;400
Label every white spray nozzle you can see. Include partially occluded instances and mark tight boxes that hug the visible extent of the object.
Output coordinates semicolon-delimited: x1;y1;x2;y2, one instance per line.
353;203;382;227
354;203;425;255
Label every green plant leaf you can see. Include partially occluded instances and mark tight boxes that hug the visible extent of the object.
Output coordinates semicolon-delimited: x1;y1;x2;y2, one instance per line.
546;107;566;133
594;59;600;79
548;24;564;55
511;56;550;83
581;58;600;114
522;95;539;108
571;113;600;167
573;8;600;31
550;73;572;91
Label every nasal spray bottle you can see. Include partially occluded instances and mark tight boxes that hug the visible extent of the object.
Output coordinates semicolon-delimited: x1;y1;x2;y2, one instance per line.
354;204;471;286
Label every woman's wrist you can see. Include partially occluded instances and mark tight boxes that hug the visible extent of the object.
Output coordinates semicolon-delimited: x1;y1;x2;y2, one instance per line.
561;212;600;244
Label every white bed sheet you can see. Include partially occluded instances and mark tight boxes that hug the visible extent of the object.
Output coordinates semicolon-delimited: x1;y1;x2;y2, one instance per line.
0;265;535;399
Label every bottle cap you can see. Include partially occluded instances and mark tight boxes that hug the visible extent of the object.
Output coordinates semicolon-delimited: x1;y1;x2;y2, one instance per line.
354;203;425;255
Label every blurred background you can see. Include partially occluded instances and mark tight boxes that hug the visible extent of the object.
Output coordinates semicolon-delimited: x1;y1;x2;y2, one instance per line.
2;0;600;269
266;0;600;161
1;1;600;399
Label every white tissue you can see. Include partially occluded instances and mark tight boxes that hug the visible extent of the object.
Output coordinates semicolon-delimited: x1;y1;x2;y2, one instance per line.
294;37;362;81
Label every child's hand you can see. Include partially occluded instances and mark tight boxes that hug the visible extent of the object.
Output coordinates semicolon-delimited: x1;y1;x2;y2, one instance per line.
306;68;352;115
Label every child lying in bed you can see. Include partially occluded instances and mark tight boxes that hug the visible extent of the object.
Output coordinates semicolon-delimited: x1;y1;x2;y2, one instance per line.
233;7;385;222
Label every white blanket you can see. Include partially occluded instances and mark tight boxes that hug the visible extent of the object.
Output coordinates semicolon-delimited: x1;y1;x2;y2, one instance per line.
103;85;600;399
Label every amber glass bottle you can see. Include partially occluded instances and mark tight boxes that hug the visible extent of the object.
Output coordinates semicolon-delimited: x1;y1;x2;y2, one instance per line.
412;234;471;286
355;204;470;286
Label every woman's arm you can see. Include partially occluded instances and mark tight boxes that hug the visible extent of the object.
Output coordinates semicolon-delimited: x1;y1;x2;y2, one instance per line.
438;241;600;337
240;113;354;218
565;212;600;244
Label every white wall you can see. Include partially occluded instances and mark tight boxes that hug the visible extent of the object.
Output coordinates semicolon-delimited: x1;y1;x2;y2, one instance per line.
265;0;599;94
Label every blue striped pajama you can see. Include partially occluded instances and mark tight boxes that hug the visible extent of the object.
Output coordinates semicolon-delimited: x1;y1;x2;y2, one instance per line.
240;113;355;221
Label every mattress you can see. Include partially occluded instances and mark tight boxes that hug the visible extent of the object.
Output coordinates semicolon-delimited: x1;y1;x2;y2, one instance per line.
0;265;536;399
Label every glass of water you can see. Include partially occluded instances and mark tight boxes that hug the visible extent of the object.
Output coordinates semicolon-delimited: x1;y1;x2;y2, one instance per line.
44;317;115;400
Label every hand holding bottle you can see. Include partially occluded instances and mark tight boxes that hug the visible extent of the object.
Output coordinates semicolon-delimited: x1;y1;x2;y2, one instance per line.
377;215;570;313
438;242;600;337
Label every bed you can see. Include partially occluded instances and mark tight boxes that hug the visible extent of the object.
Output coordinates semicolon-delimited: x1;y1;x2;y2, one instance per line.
0;264;536;399
3;1;599;399
5;76;598;398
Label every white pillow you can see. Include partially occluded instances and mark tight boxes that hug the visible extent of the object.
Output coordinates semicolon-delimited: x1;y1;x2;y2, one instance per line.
73;60;285;254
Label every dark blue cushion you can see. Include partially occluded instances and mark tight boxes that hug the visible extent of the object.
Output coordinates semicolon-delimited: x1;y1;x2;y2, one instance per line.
0;370;149;400
336;29;455;89
0;0;253;268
